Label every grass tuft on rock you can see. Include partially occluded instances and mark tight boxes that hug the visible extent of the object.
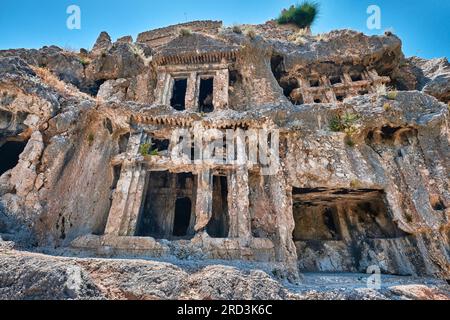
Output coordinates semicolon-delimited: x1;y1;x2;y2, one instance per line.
232;25;243;34
277;1;320;29
179;28;192;37
139;143;151;156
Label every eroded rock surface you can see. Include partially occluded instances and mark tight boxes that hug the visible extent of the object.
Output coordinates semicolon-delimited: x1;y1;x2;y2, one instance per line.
0;20;449;300
0;249;448;300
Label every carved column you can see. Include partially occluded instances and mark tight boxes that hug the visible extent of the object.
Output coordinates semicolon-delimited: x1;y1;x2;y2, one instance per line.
343;73;358;96
213;69;229;109
155;71;172;105
228;166;250;240
185;72;198;111
297;77;314;104
104;132;148;236
322;75;337;103
194;169;213;232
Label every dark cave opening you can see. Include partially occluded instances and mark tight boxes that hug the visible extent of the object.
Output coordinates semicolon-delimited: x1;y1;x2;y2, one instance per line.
89;79;106;97
358;89;369;95
430;195;446;211
0;140;27;176
292;189;405;241
292;188;409;273
351;73;363;82
381;126;401;140
112;165;122;190
207;176;229;238
366;126;417;147
170;78;188;111
137;171;196;240
118;133;130;154
282;78;302;104
0;109;13;129
270;55;285;81
198;77;214;113
310;79;320;87
177;173;192;189
173;197;192;237
336;94;346;102
330;76;342;85
152;138;170;152
229;70;242;87
103;118;113;134
270;55;306;105
293;203;341;241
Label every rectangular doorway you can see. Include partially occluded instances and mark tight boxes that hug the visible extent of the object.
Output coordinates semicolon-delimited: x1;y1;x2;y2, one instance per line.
206;176;229;238
137;171;197;240
198;77;214;113
170;78;188;111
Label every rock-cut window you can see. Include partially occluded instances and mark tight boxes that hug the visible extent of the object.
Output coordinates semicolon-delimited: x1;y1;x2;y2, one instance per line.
170;78;188;111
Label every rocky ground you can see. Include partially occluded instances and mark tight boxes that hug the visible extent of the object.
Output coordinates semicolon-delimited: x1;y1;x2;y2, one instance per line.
0;246;448;300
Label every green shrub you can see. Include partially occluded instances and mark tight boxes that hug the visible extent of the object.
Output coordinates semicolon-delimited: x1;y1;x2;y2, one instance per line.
329;112;359;133
345;136;355;147
179;28;192;37
329;116;343;132
277;1;320;29
383;103;392;111
329;112;360;146
342;112;359;126
386;90;398;100
140;143;159;157
139;143;151;156
232;25;243;34
79;58;90;66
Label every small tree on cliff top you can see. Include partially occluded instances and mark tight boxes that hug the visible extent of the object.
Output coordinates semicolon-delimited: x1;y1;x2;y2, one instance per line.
277;1;320;30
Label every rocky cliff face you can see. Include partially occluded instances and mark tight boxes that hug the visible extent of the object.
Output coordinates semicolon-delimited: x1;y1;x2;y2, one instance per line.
0;20;448;300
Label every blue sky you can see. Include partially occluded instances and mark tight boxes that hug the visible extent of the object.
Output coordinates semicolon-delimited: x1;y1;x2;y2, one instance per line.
0;0;449;59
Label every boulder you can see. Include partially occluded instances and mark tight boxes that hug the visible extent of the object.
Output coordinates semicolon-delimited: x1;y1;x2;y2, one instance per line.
409;57;450;103
91;31;112;55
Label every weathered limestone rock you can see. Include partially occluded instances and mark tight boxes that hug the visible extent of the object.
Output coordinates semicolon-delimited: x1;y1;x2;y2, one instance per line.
0;19;449;299
97;78;130;102
0;47;92;94
9;131;44;197
91;31;113;55
0;249;448;300
116;36;133;44
409;57;450;103
86;42;152;82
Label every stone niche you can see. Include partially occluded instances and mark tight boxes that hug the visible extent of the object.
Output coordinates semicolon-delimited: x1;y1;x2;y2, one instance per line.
275;66;390;105
136;171;197;240
292;188;418;275
155;64;229;112
207;175;229;238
